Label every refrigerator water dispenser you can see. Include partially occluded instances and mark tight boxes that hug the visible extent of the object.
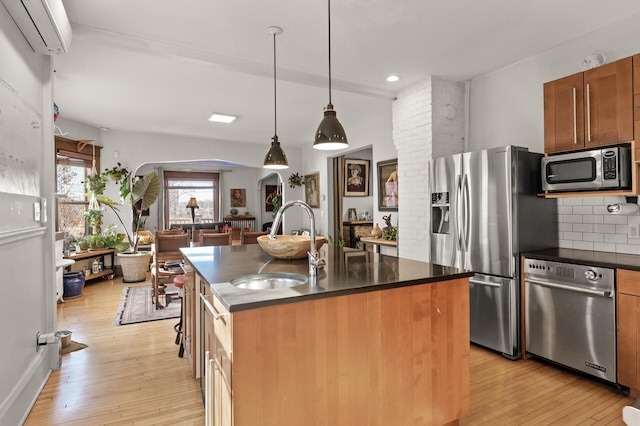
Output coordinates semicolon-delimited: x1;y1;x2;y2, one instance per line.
431;192;450;234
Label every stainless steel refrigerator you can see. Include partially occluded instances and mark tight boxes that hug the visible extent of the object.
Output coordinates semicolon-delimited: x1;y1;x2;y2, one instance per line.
429;146;557;359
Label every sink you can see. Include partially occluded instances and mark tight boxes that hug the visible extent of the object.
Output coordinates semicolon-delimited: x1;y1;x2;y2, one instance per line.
230;273;308;290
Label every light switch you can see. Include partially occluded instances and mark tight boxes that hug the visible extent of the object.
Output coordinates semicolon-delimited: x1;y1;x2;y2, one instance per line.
34;202;41;222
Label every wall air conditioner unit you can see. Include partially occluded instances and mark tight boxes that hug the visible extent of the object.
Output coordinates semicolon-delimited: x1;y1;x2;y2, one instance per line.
2;0;72;55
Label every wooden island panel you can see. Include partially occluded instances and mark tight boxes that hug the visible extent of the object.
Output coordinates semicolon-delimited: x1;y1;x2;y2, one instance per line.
231;277;470;426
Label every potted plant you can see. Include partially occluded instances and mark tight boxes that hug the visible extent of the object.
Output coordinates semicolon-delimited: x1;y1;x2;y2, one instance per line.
101;224;129;251
97;172;161;282
104;162;130;183
77;236;90;252
271;194;281;219
288;172;303;188
103;163;132;203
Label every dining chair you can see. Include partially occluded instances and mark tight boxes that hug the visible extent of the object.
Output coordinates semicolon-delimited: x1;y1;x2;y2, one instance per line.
151;231;190;309
199;231;232;247
240;230;269;245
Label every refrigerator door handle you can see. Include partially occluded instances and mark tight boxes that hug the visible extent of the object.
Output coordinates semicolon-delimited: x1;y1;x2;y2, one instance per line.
455;174;463;251
462;173;470;252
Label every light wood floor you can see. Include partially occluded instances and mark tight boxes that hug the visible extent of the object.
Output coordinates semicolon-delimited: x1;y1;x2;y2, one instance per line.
24;275;204;425
24;275;633;425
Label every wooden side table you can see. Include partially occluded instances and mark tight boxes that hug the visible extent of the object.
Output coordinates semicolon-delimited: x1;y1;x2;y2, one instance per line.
64;248;116;281
342;220;373;248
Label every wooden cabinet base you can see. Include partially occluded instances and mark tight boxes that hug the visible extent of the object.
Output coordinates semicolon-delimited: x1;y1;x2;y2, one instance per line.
230;278;470;426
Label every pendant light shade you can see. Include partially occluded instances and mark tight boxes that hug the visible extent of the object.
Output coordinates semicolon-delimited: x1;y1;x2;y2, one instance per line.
264;26;289;169
313;0;348;150
264;135;288;169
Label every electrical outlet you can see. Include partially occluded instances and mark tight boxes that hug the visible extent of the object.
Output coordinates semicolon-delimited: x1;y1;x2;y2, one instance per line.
629;216;640;239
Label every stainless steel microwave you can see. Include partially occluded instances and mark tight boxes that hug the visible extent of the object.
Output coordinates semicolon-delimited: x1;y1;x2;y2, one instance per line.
541;146;630;192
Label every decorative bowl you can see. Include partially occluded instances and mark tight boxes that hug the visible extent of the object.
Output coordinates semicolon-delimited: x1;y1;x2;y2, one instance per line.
257;235;326;259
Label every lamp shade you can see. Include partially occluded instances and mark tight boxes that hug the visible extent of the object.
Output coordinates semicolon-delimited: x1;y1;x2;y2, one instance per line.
186;197;199;208
313;104;348;150
264;136;289;169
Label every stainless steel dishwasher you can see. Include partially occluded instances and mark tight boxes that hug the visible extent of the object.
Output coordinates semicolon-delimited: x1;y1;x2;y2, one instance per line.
524;258;616;383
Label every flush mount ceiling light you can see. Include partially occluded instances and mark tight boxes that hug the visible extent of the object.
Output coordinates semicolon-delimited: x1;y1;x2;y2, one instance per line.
208;113;237;124
313;0;348;151
264;26;289;170
386;75;400;83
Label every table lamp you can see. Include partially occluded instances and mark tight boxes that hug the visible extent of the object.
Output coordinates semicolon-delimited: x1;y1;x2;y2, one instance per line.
186;197;199;223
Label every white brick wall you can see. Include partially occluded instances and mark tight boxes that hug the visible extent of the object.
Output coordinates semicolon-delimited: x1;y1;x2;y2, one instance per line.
556;196;640;255
391;77;465;261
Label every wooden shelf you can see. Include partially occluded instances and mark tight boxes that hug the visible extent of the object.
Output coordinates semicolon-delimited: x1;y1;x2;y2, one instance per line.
64;249;116;281
83;269;114;281
65;248;115;260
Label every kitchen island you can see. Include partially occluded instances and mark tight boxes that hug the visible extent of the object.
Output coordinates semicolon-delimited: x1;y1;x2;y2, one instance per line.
182;244;473;426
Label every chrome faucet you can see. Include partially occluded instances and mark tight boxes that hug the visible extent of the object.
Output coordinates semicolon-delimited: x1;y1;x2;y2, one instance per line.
269;200;323;276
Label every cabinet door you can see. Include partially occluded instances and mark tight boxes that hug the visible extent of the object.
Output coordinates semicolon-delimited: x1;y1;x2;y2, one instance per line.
544;73;584;153
633;54;640;144
203;304;216;391
584;57;633;147
214;364;232;426
617;269;640;389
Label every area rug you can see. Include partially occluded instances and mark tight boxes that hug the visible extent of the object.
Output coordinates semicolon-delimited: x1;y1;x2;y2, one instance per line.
61;341;88;355
114;285;180;326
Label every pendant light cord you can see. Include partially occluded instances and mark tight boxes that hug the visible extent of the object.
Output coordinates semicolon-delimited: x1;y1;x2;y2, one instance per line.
328;0;332;105
273;31;278;138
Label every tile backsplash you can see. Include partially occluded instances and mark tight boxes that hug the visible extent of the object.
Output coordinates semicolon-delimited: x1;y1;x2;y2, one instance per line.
557;196;640;255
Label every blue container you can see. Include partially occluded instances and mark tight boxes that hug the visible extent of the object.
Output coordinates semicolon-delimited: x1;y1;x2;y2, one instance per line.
63;271;85;299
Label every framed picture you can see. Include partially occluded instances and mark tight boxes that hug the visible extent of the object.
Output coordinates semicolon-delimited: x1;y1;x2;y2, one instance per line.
265;185;278;211
344;159;369;196
230;188;246;208
377;159;398;211
347;207;357;222
304;173;320;208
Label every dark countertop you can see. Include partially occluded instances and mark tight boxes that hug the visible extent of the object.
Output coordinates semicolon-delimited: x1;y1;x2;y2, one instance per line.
182;244;473;312
522;248;640;271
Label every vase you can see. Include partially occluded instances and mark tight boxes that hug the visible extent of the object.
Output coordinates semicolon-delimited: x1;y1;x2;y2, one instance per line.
371;223;383;238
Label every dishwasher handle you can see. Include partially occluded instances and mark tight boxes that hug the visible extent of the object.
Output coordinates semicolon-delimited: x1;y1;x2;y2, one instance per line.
199;293;229;320
525;277;612;298
469;277;503;288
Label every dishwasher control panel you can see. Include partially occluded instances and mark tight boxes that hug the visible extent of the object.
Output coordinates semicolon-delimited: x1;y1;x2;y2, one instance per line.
524;258;614;288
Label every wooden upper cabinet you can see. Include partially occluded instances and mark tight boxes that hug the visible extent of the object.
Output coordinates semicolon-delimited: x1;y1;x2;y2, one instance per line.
544;73;585;153
584;56;633;147
634;54;640;143
544;56;633;154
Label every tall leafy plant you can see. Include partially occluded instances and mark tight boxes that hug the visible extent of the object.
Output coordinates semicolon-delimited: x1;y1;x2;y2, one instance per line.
98;172;161;253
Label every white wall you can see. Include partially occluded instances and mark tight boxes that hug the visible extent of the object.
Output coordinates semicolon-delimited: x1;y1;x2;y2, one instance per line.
54;124;306;234
301;97;394;238
469;13;640;154
468;13;640;254
0;7;57;424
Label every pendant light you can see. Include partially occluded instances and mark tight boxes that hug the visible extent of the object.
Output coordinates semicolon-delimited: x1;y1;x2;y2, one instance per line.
264;26;289;169
313;0;348;150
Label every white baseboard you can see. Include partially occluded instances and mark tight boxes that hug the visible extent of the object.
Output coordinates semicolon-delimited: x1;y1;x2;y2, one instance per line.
0;348;52;425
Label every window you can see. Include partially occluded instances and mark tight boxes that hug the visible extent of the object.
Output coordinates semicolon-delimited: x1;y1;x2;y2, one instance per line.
55;137;101;239
164;171;219;227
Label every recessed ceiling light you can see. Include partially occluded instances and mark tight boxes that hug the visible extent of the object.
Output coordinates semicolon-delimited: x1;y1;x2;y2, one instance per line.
208;113;237;123
386;75;400;83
